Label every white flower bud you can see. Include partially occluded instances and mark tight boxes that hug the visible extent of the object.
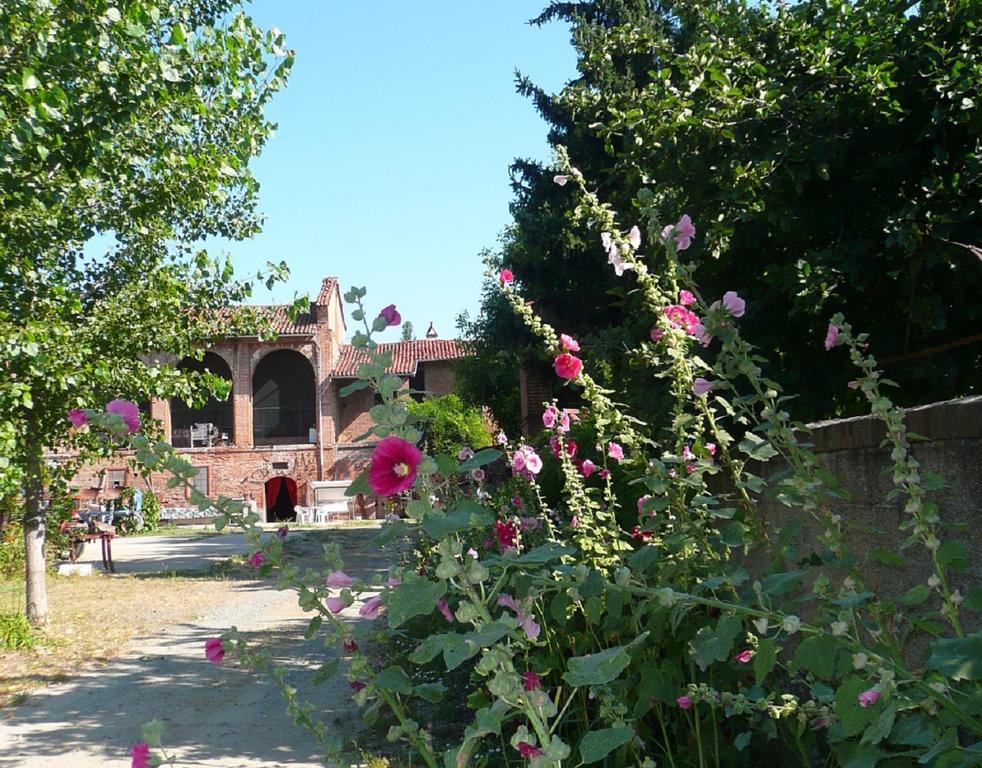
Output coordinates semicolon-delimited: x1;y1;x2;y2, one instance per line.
780;615;801;634
927;575;941;588
852;652;869;670
830;621;848;636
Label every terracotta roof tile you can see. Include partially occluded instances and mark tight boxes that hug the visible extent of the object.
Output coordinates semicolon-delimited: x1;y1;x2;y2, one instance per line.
219;304;317;336
333;339;470;377
315;277;339;307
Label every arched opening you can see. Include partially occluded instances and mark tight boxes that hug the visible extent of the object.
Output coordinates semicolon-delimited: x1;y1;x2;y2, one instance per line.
170;352;234;448
264;476;298;522
252;349;316;445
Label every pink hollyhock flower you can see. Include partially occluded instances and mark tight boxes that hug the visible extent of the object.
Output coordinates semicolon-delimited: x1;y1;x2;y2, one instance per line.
692;324;712;348
706;443;717;456
650;327;664;342
519;516;541;531
858;689;881;708
692;378;713;396
511;495;524;508
683;445;695;461
599;469;611;479
385;577;401;587
248;551;266;568
276;525;289;539
628;225;642;249
608;442;624;461
542;405;559;429
663;304;702;334
517;742;543;758
68;408;88;428
825;323;840;351
558;409;571;433
377;304;401;327
637;495;651;515
457;446;475;461
368;435;422;496
343;637;358;653
518;445;542;474
500;269;515;285
326;570;353;588
350;680;365;692
467;548;479;559
554;352;583;380
471;468;486;482
106;399;140;433
553;174;569;186
204;637;224;664
560;333;580;352
549;436;562;458
734;649;754;664
679;290;695;306
668;468;677;478
512;449;526;473
326;597;346;614
608;245;633;276
495;431;508;445
497;593;541;640
631;526;652;542
359;596;383;620
685;463;696;474
677;694;693;709
721;291;746;318
131;741;151;768
495;520;519;549
601;232;613;250
570;515;579;528
673;214;696;251
580;459;596;478
436;598;454;623
565;439;577;457
523;670;542;691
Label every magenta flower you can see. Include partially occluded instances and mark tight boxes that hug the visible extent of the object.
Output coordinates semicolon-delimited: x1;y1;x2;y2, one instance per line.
378;304;401;327
825;323;840;351
326;570;353;588
326;596;346;614
343;637;359;653
579;459;596;478
204;637;225;664
523;670;542;691
560;333;580;352
650;327;664;342
68;408;88;428
436;597;454;623
517;742;543;758
607;442;624;461
733;649;754;664
495;520;519;549
679;290;695;306
248;551;266;568
685;463;696;474
350;680;365;692
106;399;140;433
664;304;702;334
276;525;289;539
858;688;882;708
599;468;611;479
706;443;717;456
368;435;422;496
721;291;746;318
511;495;524;509
497;593;541;640
359;596;383;620
683;445;695;461
500;268;515;285
553;174;569;186
677;694;693;709
554;352;583;380
692;378;713;397
131;741;151;768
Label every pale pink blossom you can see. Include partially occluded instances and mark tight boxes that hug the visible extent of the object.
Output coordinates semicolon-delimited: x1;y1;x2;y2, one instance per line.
570;515;579;528
326;597;346;614
457;446;475;461
825;324;840;351
608;244;633;276
542;405;559;429
385;577;402;587
497;593;541;640
607;442;624;461
858;689;881;708
558;409;571;433
436;597;454;623
706;443;717;456
692;324;712;347
673;214;696;250
601;232;612;250
359;596;383;620
553;174;569;186
637;495;651;515
560;333;580;352
471;468;486;482
628;225;641;250
692;378;713;396
650;327;664;342
721;291;746;318
683;445;695;461
326;571;353;588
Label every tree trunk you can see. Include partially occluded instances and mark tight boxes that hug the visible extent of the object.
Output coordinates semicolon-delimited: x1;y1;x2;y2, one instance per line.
23;447;48;627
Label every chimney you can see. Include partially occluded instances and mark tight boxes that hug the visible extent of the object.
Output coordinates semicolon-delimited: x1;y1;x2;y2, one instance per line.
425;322;438;338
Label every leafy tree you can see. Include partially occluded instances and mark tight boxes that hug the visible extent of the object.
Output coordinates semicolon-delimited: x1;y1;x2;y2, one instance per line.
407;394;492;457
462;0;981;427
0;0;293;625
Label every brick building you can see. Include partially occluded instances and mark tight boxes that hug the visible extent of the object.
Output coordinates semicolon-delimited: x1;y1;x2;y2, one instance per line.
70;276;468;522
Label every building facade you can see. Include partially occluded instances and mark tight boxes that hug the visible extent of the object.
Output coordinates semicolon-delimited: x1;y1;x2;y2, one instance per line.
70;276;467;521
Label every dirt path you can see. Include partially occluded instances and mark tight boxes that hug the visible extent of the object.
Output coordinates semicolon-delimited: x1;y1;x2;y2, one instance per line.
0;527;395;767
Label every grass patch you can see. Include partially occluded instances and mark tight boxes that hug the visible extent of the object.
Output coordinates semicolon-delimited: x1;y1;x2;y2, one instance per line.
0;611;35;650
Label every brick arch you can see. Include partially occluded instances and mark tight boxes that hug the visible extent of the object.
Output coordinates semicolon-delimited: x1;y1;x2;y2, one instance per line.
252;348;317;446
249;343;315;379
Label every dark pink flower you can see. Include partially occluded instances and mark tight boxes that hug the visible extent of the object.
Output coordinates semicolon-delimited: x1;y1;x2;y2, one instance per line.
554;353;582;380
565;439;578;458
721;291;746;318
343;637;359;653
378;304;401;327
685;463;696;474
579;459;596;477
664;305;702;334
523;670;542;691
248;551;266;568
131;741;151;768
276;525;289;539
204;637;224;664
495;520;519;549
436;598;454;623
511;495;524;508
858;688;881;708
500;268;515;285
560;333;580;352
326;596;346;614
679;290;695;306
359;596;383;620
350;680;365;692
106;399;140;433
607;442;624;461
368;436;422;496
734;649;754;664
599;469;611;479
650;327;664;342
825;324;840;351
517;742;543;758
677;694;693;709
68;408;88;428
631;526;652;542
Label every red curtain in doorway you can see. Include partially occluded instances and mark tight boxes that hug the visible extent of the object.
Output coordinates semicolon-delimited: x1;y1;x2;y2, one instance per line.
265;476;284;510
284;478;298;507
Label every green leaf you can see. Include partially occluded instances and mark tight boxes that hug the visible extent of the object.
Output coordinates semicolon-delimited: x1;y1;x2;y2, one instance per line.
900;584;931;606
754;638;778;685
374;665;413;695
458;448;502;473
760;569;803;595
513;542;575;564
836;742;887;768
408;634;444;665
860;702;897;746
564;645;632;687
579;727;633;763
22;69;39;91
303;615;322;640
792;634;836;679
691;614;742;670
387;579;447;629
421;501;492;539
339;379;370;397
937;541;968;568
925;633;982;681
414;682;446;703
870;548;903;566
312;657;340;684
344;469;372;497
835;677;880;737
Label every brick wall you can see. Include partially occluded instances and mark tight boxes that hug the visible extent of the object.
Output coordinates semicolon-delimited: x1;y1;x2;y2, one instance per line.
423;361;456;396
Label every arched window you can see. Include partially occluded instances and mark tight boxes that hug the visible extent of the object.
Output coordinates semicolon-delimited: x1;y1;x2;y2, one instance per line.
170;352;234;448
253;350;316;445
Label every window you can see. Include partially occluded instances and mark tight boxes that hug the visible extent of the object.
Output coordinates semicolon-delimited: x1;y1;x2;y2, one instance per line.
107;468;128;489
190;466;209;497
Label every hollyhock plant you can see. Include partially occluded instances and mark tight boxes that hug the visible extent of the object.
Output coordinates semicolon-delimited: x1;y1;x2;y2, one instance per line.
628;225;642;250
130;741;151;768
607;442;624;461
457;446;475;461
68;408;88;428
598;468;610;479
276;525;289;539
106;399;140;433
470;468;485;482
560;333;580;352
607;245;633;276
359;596;383;620
499;268;514;285
825;323;840;351
664;304;702;334
368;435;422;496
692;323;712;347
579;459;596;477
204;637;225;664
692;378;714;396
377;304;401;327
542;405;559;429
522;670;542;691
497;594;541;640
248;551;266;568
326;571;353;588
517;742;543;758
495;520;519;550
343;637;358;654
677;695;693;709
350;680;365;692
734;649;754;664
858;689;882;708
554;352;583;380
650;327;664;342
721;290;746;318
662;214;696;251
558;409;571;433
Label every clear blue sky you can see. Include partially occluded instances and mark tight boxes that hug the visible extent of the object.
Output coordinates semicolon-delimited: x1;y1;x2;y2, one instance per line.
217;2;576;341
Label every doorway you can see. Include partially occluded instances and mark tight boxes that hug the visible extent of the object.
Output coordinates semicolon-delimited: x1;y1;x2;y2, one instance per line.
264;476;298;522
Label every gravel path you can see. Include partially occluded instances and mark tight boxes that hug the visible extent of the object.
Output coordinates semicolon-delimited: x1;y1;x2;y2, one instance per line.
0;527;393;767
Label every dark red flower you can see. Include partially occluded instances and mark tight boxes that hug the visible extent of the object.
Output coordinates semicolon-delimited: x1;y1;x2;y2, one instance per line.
522;670;542;691
495;520;519;549
517;741;543;758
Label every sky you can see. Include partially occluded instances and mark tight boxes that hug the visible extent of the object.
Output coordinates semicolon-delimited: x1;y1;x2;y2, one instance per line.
213;1;577;341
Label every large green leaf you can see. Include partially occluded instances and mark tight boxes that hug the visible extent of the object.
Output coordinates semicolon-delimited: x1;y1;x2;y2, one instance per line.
387;579;447;629
792;634;837;680
374;665;413;695
925;633;982;681
835;677;881;737
579;727;633;764
458;448;502;473
564;645;632;687
691;614;742;671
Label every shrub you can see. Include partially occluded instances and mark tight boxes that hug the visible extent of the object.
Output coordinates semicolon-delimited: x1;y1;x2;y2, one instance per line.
0;611;35;651
407;394;492;458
